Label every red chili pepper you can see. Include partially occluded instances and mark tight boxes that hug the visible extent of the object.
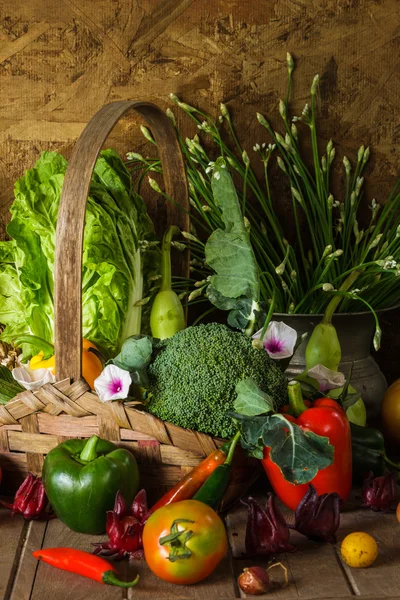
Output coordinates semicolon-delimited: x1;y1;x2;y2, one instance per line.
32;548;139;588
262;383;352;511
149;441;230;514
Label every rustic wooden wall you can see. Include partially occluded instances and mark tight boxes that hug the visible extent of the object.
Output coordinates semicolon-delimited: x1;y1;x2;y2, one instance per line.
0;0;399;380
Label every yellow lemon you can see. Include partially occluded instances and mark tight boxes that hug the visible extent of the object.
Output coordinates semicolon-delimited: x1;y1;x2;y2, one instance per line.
341;532;378;568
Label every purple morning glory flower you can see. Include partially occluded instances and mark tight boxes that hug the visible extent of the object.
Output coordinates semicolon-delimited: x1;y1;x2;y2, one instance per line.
253;321;297;360
94;364;132;402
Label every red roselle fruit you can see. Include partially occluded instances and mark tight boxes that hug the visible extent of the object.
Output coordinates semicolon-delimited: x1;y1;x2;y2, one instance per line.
362;471;398;512
93;489;148;559
242;494;296;557
292;484;341;543
0;473;53;520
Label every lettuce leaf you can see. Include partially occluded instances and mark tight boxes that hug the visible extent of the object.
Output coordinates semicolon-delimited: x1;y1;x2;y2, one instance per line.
0;150;158;358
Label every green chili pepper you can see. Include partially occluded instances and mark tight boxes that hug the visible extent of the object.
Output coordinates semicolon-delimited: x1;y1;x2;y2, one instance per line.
350;422;400;483
193;431;241;509
150;225;186;340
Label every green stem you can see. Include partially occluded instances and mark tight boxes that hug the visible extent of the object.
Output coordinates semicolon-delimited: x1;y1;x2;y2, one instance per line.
80;435;99;462
102;572;140;588
322;270;361;324
225;431;241;465
288;380;308;417
13;335;55;359
160;226;181;292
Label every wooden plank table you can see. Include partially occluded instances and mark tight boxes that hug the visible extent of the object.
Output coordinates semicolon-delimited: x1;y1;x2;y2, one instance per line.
1;497;399;600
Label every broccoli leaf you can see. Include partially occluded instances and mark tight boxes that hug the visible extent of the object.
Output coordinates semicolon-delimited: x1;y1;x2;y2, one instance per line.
232;377;334;484
234;378;274;416
110;334;153;371
108;334;153;387
232;411;334;484
204;158;260;332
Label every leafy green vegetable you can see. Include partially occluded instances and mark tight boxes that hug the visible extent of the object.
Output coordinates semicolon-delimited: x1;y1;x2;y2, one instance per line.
234;378;274;416
231;378;334;484
0;365;24;404
0;151;159;358
109;334;153;387
204;158;260;335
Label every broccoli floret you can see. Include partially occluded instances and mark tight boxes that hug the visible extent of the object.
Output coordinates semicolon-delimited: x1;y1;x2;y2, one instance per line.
146;323;288;439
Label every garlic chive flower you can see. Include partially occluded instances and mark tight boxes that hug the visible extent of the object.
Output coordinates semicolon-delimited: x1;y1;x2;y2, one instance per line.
140;125;155;144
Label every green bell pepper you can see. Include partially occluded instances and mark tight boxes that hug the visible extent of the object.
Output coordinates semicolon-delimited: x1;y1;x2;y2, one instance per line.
42;435;139;534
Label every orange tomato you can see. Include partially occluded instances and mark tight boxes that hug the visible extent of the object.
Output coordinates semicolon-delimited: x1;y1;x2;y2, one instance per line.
143;500;227;585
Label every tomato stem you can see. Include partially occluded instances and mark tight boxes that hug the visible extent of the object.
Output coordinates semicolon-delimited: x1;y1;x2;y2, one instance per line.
159;518;195;562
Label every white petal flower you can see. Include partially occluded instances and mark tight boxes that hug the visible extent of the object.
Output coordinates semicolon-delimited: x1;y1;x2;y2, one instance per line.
12;365;56;391
253;321;297;360
308;365;346;392
94;364;131;402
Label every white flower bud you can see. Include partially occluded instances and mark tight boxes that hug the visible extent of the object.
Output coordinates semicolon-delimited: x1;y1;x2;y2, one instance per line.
148;177;162;193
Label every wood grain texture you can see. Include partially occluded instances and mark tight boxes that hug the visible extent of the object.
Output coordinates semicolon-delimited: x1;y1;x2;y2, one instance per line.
2;503;400;600
9;520;47;600
336;506;400;597
30;518;123;600
54;100;188;382
0;508;26;599
226;500;353;600
0;0;399;378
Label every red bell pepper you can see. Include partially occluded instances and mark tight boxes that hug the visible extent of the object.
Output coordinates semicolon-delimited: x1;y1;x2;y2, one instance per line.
262;384;352;511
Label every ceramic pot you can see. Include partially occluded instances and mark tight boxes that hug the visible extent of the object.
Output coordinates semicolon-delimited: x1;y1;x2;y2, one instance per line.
277;311;388;420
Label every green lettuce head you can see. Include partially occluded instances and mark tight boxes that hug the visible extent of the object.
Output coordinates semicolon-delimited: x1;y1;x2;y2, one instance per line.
0;150;159;358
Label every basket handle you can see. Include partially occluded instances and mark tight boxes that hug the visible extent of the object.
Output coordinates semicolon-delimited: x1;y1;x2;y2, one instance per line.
54;101;189;382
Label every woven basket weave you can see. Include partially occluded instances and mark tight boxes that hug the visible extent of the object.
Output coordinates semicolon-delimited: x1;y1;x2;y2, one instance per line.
0;101;259;506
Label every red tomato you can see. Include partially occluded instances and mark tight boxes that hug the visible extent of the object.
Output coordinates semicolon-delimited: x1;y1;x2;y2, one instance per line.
142;499;227;585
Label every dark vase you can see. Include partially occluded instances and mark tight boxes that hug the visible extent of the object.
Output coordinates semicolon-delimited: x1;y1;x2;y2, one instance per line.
276;311;389;420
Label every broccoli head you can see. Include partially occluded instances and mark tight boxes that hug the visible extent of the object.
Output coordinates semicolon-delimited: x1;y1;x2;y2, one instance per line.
146;323;288;439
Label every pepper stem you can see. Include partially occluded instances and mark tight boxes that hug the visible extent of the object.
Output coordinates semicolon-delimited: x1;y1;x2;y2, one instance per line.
288;381;308;417
322;271;361;324
160;225;181;292
80;435;99;462
12;335;55;360
225;431;241;465
102;571;140;588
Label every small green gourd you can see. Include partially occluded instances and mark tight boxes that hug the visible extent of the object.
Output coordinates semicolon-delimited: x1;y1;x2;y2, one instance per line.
150;225;185;340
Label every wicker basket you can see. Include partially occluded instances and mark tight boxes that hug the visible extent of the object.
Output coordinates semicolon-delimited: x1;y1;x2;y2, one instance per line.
0;101;259;506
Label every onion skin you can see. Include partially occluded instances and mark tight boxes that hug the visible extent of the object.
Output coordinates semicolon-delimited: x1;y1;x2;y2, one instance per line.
237;566;270;595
